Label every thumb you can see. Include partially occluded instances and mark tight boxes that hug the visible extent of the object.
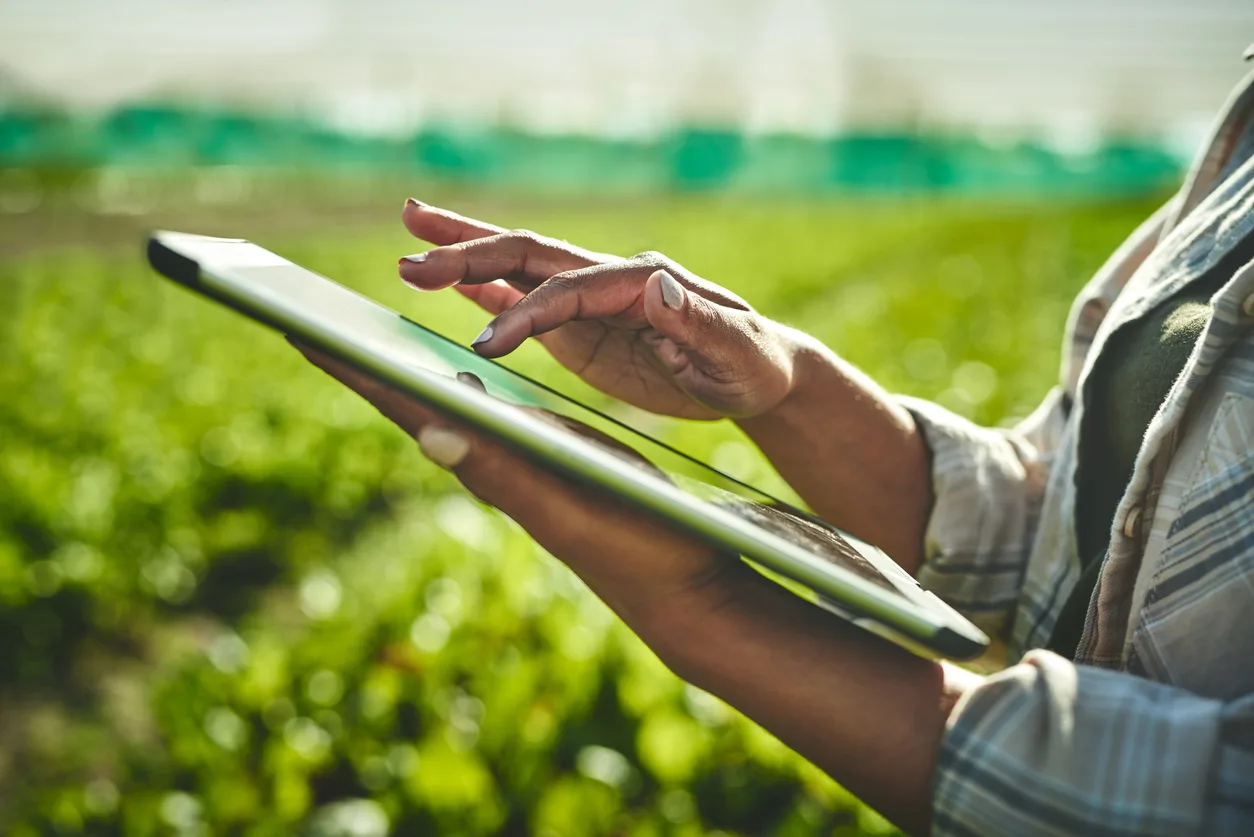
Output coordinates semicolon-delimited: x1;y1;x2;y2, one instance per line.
642;270;756;374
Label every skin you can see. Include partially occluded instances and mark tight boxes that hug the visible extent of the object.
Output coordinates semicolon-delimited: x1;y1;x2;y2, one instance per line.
292;199;982;834
397;200;934;568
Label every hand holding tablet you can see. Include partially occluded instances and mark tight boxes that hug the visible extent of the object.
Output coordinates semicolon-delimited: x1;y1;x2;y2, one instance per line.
286;341;736;630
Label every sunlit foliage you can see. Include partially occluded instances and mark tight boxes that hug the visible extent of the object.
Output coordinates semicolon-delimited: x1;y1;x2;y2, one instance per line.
0;186;1159;835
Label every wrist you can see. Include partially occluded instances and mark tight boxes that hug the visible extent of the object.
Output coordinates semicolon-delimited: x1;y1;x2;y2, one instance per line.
729;328;933;570
772;326;830;414
735;326;837;432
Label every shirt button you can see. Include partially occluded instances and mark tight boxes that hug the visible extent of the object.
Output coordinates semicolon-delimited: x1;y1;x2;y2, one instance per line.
1123;505;1143;539
1242;293;1254;318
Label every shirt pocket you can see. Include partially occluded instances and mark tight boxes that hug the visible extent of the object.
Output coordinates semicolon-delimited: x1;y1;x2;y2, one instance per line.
1132;392;1254;700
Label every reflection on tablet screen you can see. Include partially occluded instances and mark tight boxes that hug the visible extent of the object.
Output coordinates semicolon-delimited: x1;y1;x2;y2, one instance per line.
712;498;902;594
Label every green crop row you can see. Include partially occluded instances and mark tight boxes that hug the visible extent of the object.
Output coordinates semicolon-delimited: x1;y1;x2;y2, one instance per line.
0;189;1159;835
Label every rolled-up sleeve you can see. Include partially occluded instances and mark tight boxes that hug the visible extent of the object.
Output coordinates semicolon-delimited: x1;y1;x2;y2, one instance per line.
934;649;1254;836
899;389;1067;628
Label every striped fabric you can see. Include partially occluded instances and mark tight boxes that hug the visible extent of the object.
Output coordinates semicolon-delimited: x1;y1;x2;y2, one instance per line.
906;63;1254;835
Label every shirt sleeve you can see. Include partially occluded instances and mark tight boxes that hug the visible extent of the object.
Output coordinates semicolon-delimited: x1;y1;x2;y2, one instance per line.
933;650;1254;837
898;388;1068;630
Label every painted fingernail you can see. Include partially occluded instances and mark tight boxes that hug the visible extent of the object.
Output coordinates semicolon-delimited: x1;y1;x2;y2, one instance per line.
402;252;427;263
417;426;471;470
659;270;685;310
471;325;494;348
456;371;487;392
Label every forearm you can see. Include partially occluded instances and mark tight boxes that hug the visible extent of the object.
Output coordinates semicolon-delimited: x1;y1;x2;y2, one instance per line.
641;564;976;836
737;329;933;573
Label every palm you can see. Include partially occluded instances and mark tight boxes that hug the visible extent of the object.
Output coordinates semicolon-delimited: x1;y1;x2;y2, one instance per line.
541;321;723;420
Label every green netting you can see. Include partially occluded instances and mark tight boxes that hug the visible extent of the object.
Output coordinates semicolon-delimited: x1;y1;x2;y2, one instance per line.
0;104;1183;195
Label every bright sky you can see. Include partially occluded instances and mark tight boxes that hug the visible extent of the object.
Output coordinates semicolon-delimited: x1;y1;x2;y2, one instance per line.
2;0;1253;150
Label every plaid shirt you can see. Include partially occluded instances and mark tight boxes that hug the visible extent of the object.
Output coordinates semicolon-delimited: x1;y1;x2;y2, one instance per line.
904;62;1254;836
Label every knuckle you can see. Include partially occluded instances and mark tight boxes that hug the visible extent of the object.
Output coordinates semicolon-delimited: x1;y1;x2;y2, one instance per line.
507;228;544;247
544;271;583;293
523;273;583;313
631;250;671;269
689;298;718;330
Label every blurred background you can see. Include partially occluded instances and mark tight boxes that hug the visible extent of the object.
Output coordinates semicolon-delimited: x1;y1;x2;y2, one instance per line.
2;2;1252;835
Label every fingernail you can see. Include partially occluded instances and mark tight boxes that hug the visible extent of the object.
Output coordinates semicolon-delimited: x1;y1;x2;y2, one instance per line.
417;426;471;470
402;252;427;263
405;197;427;208
456;371;487;392
659;270;685;310
471;325;494;348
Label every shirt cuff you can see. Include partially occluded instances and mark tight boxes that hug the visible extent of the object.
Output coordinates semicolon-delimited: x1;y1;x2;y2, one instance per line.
900;396;1042;629
933;650;1223;837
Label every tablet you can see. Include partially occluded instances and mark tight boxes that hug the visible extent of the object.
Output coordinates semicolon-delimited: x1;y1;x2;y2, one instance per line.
147;231;989;660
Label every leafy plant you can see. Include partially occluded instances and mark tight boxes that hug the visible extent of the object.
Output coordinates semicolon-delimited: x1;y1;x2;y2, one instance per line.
0;187;1158;835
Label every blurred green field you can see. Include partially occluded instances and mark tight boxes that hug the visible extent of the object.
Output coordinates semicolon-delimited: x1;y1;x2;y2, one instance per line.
0;189;1161;836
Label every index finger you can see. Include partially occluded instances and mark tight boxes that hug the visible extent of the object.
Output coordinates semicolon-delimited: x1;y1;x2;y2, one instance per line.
400;229;605;291
402;199;506;246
